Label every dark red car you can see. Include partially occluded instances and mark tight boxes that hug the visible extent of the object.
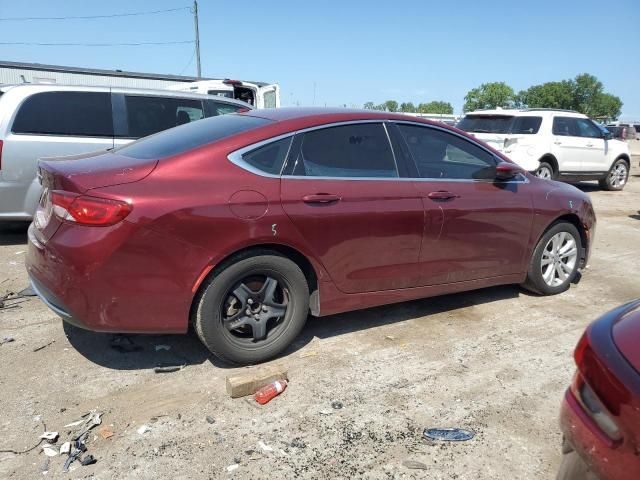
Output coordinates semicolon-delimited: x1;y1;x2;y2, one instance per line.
26;108;596;364
558;300;640;479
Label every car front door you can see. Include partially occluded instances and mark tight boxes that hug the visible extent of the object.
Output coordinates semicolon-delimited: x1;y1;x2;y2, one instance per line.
574;118;607;172
280;122;426;294
551;116;589;172
393;122;535;286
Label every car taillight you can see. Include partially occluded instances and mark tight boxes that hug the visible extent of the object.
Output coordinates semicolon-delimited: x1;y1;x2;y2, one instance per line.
573;332;623;443
236;107;251;113
223;79;242;86
51;191;132;226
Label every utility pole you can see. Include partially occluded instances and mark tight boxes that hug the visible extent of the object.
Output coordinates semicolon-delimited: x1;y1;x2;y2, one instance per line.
193;0;201;78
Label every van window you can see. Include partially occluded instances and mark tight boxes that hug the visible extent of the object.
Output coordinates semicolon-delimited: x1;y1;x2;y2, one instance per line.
263;90;277;109
124;95;204;138
207;90;234;99
116;114;271;160
12;91;113;137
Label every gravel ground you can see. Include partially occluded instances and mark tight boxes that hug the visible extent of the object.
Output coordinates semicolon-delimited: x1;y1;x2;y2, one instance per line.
1;147;639;479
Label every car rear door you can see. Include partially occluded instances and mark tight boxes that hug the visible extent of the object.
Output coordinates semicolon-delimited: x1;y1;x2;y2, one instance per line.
551;116;588;172
393;122;534;286
280;122;425;294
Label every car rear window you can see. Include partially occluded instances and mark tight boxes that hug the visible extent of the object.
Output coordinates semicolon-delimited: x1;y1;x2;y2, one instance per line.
457;115;542;135
115;114;271;160
12;91;113;137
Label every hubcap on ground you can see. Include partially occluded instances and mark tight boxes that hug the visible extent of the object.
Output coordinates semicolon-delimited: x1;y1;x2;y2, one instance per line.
536;166;552;180
609;163;627;188
222;276;288;342
541;232;578;287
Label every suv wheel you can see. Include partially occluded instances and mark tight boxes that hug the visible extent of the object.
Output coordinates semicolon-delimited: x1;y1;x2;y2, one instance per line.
194;252;309;364
535;161;555;180
522;222;582;295
598;158;629;191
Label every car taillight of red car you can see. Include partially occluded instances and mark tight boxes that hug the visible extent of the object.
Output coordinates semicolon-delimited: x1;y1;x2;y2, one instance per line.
51;190;132;226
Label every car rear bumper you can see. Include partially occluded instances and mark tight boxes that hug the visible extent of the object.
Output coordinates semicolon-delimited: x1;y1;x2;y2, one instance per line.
25;221;201;334
560;388;639;480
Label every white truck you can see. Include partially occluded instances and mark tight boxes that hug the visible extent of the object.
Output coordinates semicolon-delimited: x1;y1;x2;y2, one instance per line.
167;79;280;109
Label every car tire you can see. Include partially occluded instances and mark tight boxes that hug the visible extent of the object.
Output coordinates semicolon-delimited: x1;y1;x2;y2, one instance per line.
535;161;555;180
194;252;309;365
598;158;629;191
522;222;582;295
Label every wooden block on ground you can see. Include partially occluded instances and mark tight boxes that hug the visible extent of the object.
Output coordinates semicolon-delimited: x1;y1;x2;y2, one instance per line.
226;364;288;398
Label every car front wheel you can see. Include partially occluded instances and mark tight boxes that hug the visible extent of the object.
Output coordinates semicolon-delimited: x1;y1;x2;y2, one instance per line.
523;222;582;295
598;158;629;191
535;161;555;180
194;252;309;364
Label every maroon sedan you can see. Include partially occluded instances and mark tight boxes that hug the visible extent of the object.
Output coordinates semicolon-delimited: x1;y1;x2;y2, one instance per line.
26;108;596;364
558;300;640;479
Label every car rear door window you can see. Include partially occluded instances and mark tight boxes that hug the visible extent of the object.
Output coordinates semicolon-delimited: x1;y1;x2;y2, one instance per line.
12;91;113;137
290;123;398;178
397;124;497;180
124;95;204;138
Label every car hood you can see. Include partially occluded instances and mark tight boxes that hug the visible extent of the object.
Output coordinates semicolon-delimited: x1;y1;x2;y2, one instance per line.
612;301;640;374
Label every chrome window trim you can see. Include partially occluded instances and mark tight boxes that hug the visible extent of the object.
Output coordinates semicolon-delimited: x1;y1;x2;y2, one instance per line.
227;119;529;184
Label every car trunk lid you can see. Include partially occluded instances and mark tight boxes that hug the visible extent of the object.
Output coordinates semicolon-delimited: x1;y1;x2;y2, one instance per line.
612;304;640;374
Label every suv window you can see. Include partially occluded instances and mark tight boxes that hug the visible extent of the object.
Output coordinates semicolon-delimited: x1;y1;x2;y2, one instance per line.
125;95;204;138
511;116;542;134
291;123;398;178
241;137;292;175
457;115;542;135
397;124;497;180
116;114;271;160
12;91;113;137
575;118;602;138
552;117;577;137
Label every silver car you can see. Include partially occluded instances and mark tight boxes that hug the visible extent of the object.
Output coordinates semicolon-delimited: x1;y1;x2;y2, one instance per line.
0;84;252;220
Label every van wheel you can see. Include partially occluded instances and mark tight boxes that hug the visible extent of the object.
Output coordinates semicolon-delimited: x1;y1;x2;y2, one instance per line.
522;222;582;295
598;158;629;191
194;252;309;365
535;162;555;180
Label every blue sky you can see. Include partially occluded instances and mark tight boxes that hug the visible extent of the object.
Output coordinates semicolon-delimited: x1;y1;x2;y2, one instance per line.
0;0;639;119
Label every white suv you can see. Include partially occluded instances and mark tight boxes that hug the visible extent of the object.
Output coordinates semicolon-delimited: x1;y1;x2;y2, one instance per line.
457;108;631;190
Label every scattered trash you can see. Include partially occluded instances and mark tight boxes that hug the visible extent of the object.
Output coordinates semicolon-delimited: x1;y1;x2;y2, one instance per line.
14;251;25;255
39;432;59;441
0;291;27;311
423;427;475;442
403;460;428;470
258;440;273;452
206;416;215;424
98;426;114;440
226;463;239;472
254;379;288;405
0;336;15;345
33;340;55;352
59;442;71;455
42;457;50;474
80;454;96;466
331;401;343;410
42;444;59;457
153;365;184;373
385;335;396;340
290;438;307;449
65;411;102;440
109;334;143;353
155;344;171;351
137;425;151;435
319;409;334;416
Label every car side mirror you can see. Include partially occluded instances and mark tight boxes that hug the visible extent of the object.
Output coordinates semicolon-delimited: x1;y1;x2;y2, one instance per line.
602;131;613;140
495;162;524;180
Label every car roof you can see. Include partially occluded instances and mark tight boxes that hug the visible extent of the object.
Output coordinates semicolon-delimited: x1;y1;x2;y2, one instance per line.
0;83;252;107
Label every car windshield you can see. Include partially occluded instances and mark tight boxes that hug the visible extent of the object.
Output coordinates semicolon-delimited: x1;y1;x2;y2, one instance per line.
115;114;272;160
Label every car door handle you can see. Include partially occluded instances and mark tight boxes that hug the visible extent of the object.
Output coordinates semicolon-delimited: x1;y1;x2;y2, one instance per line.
427;191;459;200
586;143;594;147
554;140;562;145
302;193;341;204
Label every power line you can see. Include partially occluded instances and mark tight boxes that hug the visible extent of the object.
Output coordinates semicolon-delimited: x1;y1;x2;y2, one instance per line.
178;47;197;76
0;7;190;21
0;40;194;47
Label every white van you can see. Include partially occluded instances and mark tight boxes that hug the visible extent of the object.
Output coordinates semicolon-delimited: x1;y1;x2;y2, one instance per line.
167;79;280;109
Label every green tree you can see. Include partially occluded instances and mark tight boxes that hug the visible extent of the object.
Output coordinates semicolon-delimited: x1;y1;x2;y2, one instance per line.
572;73;603;116
400;102;416;112
363;101;375;110
463;82;515;112
517;80;575;110
417;101;454;114
383;100;399;112
589;92;623;121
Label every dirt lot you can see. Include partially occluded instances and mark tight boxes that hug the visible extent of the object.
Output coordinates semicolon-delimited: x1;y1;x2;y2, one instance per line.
1;147;639;480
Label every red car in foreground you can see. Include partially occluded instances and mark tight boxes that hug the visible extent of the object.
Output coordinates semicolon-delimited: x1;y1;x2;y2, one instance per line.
26;108;596;364
558;300;640;479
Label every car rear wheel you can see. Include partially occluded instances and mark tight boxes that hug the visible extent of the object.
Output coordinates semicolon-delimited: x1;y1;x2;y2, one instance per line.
522;222;582;295
598;158;629;191
194;252;309;364
535;161;555;180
